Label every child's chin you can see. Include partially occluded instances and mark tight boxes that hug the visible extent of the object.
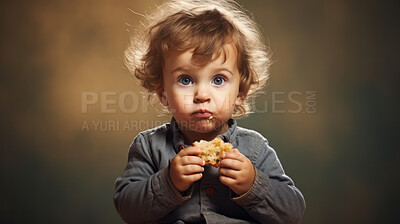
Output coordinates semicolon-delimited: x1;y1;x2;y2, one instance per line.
192;126;215;133
177;118;227;133
193;121;223;133
179;121;216;133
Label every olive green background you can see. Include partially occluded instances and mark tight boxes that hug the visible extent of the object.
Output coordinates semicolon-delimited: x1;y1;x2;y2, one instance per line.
1;0;398;223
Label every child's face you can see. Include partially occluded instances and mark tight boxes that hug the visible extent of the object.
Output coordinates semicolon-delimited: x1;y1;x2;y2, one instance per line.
161;44;244;135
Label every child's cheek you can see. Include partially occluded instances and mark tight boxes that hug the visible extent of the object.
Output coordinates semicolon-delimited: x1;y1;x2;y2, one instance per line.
170;91;193;113
215;91;234;107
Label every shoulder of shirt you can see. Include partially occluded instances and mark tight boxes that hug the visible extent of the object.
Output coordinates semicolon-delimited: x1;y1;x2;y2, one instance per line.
235;125;270;145
136;122;170;140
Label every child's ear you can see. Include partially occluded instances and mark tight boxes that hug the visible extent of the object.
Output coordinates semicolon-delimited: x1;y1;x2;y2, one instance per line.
157;91;169;106
235;91;247;105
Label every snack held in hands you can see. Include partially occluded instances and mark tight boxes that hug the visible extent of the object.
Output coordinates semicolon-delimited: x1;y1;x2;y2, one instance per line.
193;137;233;167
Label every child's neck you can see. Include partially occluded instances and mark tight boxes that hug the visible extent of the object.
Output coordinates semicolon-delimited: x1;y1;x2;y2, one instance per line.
181;123;229;144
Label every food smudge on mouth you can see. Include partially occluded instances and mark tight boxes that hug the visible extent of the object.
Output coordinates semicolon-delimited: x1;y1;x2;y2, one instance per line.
207;115;213;124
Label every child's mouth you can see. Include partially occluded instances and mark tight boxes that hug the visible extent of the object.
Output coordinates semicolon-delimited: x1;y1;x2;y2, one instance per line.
193;110;213;118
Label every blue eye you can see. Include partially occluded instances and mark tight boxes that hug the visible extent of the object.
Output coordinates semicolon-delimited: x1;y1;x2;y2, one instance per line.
178;76;193;86
212;76;226;86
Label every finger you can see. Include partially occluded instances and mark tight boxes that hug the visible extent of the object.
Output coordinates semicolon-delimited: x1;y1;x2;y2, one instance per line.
219;158;242;171
219;167;238;179
219;175;236;186
182;165;204;174
223;149;244;161
184;173;203;182
182;155;205;166
179;146;201;156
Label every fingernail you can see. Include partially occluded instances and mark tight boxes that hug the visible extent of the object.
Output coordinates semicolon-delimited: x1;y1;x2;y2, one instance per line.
223;153;226;158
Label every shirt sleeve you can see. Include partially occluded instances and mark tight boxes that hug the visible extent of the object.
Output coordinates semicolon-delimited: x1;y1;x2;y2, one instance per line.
232;141;306;224
113;134;192;224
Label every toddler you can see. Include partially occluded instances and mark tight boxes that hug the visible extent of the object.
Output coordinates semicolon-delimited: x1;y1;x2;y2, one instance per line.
114;0;306;223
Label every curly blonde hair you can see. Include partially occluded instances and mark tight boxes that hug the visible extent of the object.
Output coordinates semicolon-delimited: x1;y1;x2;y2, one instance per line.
125;0;271;118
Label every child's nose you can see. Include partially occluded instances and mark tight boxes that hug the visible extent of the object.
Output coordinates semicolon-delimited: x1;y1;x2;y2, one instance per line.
194;85;211;103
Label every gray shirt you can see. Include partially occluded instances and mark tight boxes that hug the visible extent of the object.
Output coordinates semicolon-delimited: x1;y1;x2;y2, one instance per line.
114;118;305;224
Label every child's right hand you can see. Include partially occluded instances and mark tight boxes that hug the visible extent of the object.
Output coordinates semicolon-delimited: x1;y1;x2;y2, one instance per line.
170;146;205;192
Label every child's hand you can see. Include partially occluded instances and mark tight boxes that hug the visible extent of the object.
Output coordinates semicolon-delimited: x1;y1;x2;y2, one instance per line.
170;146;205;192
218;148;255;195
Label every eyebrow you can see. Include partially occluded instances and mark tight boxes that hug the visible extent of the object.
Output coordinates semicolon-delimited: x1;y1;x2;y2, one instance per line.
216;68;234;76
170;67;234;76
170;67;189;75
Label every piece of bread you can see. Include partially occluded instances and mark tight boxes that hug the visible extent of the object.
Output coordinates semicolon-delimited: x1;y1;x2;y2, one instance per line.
193;137;233;168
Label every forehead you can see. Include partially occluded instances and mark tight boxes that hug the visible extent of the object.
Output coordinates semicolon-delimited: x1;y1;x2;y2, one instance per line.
163;43;238;72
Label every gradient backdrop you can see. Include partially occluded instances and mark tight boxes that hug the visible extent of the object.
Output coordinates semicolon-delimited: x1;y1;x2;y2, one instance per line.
1;0;399;223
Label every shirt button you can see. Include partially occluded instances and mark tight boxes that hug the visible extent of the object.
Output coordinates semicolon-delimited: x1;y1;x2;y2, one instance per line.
206;187;214;196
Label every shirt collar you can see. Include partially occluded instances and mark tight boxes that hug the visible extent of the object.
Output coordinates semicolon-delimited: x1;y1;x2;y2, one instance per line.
170;117;237;153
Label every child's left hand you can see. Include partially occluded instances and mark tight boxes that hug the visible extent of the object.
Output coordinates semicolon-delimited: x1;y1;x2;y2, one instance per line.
218;148;255;195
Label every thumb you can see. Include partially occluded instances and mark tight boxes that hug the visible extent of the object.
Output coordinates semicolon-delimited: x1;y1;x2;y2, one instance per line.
233;148;240;154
